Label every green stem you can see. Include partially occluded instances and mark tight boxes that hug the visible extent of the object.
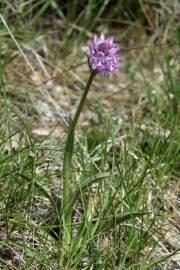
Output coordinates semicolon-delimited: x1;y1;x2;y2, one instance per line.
62;71;96;249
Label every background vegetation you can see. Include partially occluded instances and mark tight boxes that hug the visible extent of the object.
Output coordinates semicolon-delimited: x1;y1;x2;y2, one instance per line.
0;1;180;269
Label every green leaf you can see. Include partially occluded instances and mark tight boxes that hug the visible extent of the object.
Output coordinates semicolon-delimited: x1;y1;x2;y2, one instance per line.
102;212;149;231
146;248;180;269
67;171;119;214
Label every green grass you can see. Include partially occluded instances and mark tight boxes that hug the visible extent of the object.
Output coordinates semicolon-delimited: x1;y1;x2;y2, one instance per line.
0;1;180;269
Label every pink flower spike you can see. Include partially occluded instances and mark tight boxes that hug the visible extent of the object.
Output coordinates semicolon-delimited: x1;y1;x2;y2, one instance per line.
87;32;120;76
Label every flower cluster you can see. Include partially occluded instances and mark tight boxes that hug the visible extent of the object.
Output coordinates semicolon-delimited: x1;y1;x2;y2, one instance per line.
87;33;120;76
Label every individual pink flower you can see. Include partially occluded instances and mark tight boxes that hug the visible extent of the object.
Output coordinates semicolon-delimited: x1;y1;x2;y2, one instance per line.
87;33;120;76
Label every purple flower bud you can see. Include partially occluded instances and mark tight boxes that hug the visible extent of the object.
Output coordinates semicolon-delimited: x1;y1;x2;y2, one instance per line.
87;33;120;76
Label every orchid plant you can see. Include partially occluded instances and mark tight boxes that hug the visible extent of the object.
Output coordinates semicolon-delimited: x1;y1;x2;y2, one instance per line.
59;33;120;265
